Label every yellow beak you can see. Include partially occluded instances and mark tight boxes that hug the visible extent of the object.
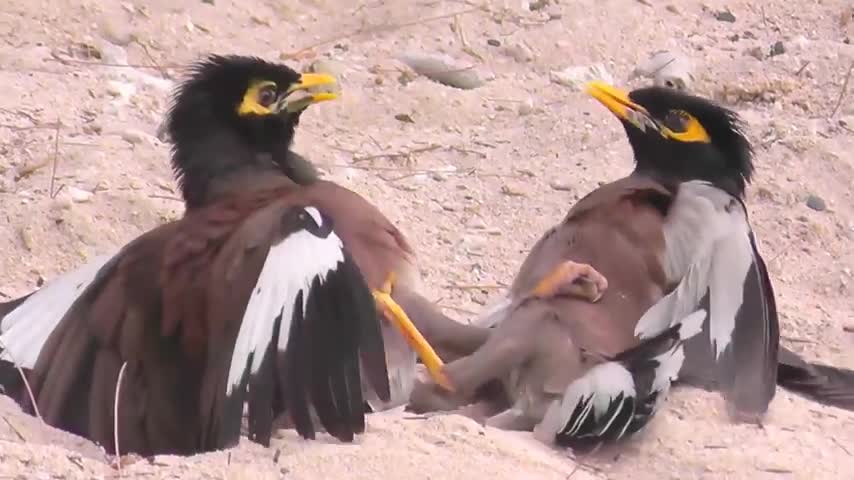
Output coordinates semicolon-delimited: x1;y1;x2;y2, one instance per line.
281;73;339;112
289;73;338;93
584;80;649;122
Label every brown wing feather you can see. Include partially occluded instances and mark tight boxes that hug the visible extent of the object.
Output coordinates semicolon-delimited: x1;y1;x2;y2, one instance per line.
296;181;417;288
16;186;386;456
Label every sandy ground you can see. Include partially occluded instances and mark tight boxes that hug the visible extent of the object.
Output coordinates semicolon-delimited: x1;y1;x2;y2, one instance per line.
1;0;853;478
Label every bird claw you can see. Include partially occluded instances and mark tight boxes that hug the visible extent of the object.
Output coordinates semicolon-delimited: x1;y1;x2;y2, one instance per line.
530;260;609;303
372;272;455;392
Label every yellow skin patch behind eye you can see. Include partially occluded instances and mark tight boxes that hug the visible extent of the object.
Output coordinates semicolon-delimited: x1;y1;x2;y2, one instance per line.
238;79;278;116
661;111;711;143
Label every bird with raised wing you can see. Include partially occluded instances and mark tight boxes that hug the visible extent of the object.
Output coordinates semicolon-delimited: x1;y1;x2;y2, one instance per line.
0;55;455;456
409;82;854;450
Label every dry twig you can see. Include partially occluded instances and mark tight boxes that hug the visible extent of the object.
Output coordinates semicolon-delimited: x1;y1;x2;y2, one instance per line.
353;144;443;163
2;416;26;442
281;7;481;59
830;60;854;118
113;361;128;476
0;337;42;422
49;119;62;198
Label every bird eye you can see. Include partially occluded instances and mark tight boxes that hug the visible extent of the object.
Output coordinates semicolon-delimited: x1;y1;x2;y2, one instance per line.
257;85;277;107
663;110;691;133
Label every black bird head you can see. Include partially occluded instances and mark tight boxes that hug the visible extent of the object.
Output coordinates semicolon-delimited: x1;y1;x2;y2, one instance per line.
585;81;754;197
166;54;338;207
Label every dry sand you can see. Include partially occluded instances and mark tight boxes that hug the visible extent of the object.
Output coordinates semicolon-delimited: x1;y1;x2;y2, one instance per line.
1;0;853;478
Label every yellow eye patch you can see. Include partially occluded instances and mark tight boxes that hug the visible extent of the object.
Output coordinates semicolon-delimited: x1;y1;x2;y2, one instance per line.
660;110;711;143
237;80;278;116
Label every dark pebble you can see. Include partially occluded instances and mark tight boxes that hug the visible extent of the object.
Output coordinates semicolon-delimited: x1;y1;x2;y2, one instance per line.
769;41;785;56
806;194;827;211
715;10;736;22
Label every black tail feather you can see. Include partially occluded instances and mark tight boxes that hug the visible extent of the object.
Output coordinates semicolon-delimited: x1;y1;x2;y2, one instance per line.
777;346;854;411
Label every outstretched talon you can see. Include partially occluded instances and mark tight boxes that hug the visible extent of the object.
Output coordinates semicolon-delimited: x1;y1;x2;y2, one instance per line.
372;272;455;391
529;260;608;303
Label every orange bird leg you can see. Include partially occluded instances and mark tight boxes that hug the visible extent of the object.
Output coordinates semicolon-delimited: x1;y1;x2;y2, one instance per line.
372;272;454;391
529;260;609;303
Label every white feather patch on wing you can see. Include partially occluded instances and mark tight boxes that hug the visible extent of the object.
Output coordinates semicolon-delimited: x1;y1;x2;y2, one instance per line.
0;252;116;369
707;213;753;360
226;207;345;396
649;310;707;394
535;362;635;441
635;254;713;339
658;181;736;282
635;181;754;349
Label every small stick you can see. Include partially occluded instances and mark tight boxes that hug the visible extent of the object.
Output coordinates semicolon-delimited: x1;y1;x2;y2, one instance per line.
49;119;61;198
0;337;42;422
46;56;185;70
830;60;854;118
282;7;481;59
831;435;853;457
148;194;183;202
444;284;506;291
2;415;27;441
137;41;170;79
113;361;128;476
352;144;441;164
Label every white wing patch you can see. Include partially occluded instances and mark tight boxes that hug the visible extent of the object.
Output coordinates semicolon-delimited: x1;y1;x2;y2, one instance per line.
536;361;635;442
650;309;706;394
634;180;756;360
226;207;345;396
659;180;741;283
0;252;116;369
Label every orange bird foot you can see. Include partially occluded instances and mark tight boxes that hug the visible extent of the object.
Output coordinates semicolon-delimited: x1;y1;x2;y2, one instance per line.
372;272;454;391
529;260;608;303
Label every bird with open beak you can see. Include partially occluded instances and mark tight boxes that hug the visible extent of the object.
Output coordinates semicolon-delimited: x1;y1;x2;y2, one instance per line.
0;54;468;456
409;81;854;450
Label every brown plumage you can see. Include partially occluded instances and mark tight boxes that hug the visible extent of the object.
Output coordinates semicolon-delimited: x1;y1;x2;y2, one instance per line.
409;82;854;450
0;54;484;455
0;55;442;456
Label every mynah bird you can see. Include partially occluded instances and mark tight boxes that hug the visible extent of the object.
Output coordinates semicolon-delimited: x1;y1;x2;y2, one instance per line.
409;82;854;450
0;54;461;456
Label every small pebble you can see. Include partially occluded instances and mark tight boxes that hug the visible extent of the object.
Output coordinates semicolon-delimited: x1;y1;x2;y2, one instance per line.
68;186;94;203
500;184;526;197
503;42;535;63
715;10;736;22
466;217;488;230
120;128;151;146
630;50;694;90
399;51;486;90
528;0;548;11
805;194;827;211
745;46;765;60
769;41;785;56
549;181;573;192
517;99;535;116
